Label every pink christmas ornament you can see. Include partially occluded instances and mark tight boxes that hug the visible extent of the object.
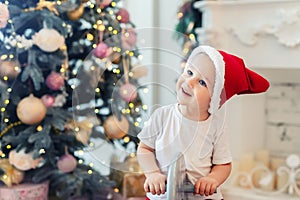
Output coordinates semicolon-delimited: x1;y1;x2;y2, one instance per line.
121;28;137;50
93;42;109;59
9;149;43;171
46;72;65;90
32;28;65;52
41;94;55;107
57;154;77;173
116;8;130;23
119;83;137;102
0;3;9;28
96;0;112;8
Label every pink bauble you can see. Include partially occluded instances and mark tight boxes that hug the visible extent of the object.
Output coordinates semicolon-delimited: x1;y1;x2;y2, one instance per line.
93;42;108;59
96;0;112;8
41;94;55;107
57;154;77;173
119;83;137;102
46;72;65;90
116;9;130;23
121;28;137;50
0;3;9;28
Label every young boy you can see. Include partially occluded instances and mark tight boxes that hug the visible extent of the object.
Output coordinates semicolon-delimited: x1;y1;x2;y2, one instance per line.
137;45;269;199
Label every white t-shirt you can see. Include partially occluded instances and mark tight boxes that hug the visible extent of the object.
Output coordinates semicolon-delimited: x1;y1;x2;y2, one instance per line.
138;104;232;200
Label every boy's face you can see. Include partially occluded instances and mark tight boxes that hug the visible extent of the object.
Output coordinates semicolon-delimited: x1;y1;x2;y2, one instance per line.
176;53;215;114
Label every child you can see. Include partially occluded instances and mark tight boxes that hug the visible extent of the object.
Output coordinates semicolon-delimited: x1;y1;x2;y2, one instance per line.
137;45;269;199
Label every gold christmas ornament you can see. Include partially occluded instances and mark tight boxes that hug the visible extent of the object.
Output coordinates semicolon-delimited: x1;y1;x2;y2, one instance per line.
0;159;24;187
109;52;121;64
17;94;47;125
0;60;21;79
67;4;84;21
8;149;43;171
66;116;100;144
103;115;129;139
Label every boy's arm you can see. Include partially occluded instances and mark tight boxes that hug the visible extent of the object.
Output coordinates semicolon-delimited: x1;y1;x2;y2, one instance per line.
137;142;167;195
194;162;232;196
137;142;160;174
208;162;232;186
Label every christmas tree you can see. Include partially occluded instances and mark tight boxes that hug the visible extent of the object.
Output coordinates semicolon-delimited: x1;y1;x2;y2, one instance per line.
175;0;203;67
0;0;146;199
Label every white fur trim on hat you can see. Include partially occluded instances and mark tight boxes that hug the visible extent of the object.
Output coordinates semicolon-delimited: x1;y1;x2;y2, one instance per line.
187;45;225;114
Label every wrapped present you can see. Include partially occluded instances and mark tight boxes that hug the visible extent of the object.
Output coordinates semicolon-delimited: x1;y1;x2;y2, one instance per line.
123;173;146;198
110;156;146;198
0;181;49;200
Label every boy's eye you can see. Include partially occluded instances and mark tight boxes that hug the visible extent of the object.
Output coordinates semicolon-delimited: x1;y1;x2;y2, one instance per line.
187;70;193;76
199;80;207;87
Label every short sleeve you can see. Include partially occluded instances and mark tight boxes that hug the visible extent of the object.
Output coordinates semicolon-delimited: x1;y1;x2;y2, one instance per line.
137;108;162;149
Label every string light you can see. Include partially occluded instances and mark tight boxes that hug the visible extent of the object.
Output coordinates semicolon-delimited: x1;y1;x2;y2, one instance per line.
89;142;94;147
87;169;93;174
95;88;100;93
123;136;130;143
134;122;139;126
39;148;46;154
114;188;119;193
90;66;96;71
86;33;94;41
77;150;84;155
128;103;134;108
143;88;149;93
177;12;183;19
111;1;116;7
36;125;43;132
78;159;83;164
189;34;195;40
6;145;11;149
142;105;148;110
1;55;8;60
138;55;143;60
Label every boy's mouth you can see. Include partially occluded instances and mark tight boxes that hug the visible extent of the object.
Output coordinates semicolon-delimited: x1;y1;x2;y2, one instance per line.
182;88;191;96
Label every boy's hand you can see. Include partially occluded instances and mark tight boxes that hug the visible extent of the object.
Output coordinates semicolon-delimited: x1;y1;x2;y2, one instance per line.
194;176;218;196
144;172;167;195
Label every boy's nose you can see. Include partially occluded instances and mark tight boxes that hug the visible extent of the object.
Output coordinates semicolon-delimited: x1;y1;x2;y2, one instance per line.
187;77;196;88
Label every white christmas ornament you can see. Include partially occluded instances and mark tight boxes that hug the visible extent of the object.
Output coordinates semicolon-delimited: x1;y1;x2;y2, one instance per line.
32;28;65;52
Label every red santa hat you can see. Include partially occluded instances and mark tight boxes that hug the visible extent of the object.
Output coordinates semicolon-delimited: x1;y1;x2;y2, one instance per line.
188;45;270;114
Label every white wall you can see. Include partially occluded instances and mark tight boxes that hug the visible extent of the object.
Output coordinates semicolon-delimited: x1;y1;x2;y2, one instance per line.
126;0;183;111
